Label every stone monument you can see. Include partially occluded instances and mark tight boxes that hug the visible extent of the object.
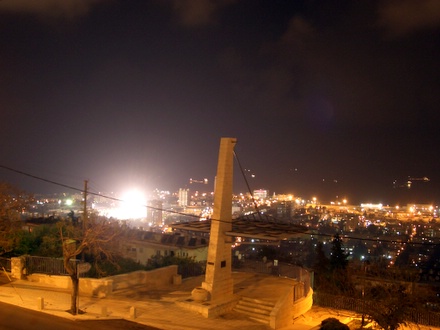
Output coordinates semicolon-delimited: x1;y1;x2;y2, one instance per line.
200;137;236;302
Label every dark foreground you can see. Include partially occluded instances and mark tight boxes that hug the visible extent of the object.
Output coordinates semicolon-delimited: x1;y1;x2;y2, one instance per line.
0;301;161;330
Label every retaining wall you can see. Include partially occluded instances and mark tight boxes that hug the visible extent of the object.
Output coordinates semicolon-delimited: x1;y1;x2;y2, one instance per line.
25;265;178;297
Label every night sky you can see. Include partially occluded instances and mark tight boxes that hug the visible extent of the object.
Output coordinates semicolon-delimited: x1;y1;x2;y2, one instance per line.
1;0;439;204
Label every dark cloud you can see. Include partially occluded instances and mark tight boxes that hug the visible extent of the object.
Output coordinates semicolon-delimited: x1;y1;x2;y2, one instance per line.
280;16;315;48
170;0;236;27
0;0;109;19
0;1;439;203
377;0;440;36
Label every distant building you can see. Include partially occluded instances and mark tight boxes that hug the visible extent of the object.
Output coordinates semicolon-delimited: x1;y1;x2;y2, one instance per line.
147;200;163;226
253;189;268;200
178;188;189;207
121;231;209;265
276;201;293;219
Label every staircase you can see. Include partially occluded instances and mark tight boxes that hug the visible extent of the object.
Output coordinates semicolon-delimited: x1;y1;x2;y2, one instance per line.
234;297;275;325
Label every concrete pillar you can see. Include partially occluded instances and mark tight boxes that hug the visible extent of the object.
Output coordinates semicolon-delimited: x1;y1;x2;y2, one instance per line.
11;257;25;279
202;137;236;302
130;306;137;319
37;297;44;310
173;274;182;285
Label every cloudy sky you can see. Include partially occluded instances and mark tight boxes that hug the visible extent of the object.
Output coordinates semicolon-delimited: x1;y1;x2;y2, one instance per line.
0;0;439;204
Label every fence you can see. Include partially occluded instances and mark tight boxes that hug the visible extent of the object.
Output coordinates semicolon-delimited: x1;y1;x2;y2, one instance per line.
0;257;11;272
313;292;440;328
313;292;364;314
25;256;78;276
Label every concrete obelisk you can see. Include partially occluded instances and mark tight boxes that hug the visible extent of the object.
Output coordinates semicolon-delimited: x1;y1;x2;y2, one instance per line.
201;137;236;302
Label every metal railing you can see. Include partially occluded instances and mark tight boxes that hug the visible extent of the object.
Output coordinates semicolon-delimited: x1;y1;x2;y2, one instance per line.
313;292;440;328
25;256;77;276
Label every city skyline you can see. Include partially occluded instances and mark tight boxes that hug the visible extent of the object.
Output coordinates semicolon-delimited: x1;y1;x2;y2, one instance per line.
0;1;439;204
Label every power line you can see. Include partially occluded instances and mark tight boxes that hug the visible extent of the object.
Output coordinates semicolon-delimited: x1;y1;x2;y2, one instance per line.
233;150;261;217
1;164;439;247
0;164;199;220
0;164;83;193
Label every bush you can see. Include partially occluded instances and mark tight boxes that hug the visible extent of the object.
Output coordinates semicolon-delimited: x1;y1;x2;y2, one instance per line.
320;317;349;330
146;255;205;278
87;255;146;278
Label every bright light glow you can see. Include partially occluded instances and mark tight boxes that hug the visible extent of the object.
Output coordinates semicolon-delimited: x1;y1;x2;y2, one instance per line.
106;189;147;220
120;189;147;219
65;199;73;206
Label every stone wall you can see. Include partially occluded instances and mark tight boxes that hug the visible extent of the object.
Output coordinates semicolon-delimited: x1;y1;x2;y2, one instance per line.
291;288;314;319
22;264;178;297
109;265;178;291
270;286;314;329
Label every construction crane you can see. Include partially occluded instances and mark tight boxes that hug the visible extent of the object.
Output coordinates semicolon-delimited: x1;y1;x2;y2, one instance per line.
190;178;208;184
408;176;430;182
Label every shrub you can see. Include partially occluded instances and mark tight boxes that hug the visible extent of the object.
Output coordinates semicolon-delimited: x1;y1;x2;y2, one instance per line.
320;317;349;330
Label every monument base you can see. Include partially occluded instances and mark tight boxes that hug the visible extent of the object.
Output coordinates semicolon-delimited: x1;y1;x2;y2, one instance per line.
176;294;240;318
201;276;234;302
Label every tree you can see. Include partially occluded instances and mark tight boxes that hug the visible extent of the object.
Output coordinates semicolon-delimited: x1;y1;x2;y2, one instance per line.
330;233;348;270
59;214;123;314
352;240;368;261
313;241;330;290
0;182;33;254
146;254;205;278
364;283;414;330
33;224;63;257
329;234;353;294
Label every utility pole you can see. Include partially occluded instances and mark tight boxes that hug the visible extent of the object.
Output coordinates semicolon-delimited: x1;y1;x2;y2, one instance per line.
83;180;88;230
82;180;88;262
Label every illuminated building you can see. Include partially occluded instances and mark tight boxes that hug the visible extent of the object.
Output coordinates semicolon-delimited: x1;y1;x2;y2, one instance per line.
178;188;189;207
253;189;268;200
147;200;163;227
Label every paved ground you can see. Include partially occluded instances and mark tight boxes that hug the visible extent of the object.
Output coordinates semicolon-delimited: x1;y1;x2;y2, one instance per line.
0;271;434;330
0;272;263;330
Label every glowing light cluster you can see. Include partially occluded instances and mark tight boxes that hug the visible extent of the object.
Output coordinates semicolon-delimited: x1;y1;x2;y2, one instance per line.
106;188;147;220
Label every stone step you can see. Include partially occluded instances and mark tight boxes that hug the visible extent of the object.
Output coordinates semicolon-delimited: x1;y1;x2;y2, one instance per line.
233;307;270;325
241;296;276;307
237;300;274;313
233;296;275;325
235;303;272;316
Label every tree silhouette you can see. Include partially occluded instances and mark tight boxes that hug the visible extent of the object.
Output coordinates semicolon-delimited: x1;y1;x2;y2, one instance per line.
364;283;414;330
0;182;33;254
320;317;349;330
329;234;353;294
313;241;330;290
330;233;348;271
60;214;123;314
